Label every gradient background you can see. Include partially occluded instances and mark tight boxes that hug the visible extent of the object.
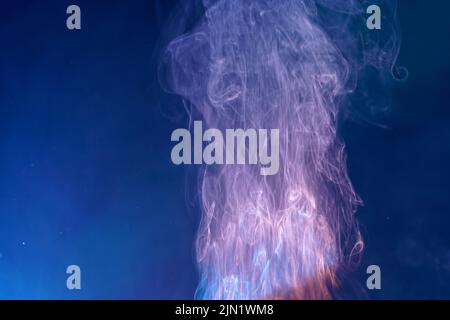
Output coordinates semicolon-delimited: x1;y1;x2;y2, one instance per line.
0;0;449;299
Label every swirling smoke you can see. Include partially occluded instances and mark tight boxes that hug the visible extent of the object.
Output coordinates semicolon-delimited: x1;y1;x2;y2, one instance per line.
162;0;401;299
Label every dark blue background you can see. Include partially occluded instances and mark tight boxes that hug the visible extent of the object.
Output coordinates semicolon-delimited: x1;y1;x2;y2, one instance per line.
0;0;449;299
